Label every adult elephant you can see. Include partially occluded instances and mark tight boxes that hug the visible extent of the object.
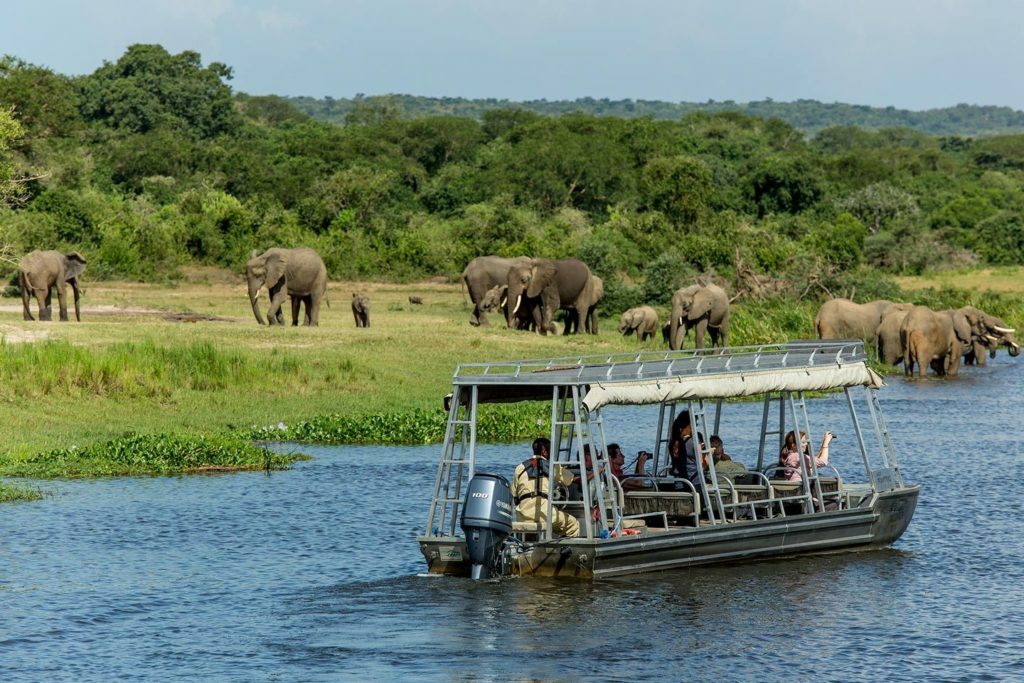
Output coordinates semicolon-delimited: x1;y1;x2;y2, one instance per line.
815;299;913;342
669;284;730;350
900;306;968;377
19;250;87;321
618;306;659;342
462;255;531;327
563;275;604;335
246;247;328;326
956;306;1020;365
875;306;914;366
506;258;596;336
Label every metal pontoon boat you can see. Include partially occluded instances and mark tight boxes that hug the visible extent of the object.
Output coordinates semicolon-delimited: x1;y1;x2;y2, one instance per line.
419;341;919;579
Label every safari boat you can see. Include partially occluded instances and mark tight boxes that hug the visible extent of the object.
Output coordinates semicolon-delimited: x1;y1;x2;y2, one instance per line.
418;341;919;579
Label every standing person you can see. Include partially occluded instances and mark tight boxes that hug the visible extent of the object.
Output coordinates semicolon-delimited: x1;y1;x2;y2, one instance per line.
667;411;706;492
778;430;835;482
512;437;580;537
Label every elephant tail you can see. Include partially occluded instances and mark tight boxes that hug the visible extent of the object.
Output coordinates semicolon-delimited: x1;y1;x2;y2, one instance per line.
460;274;469;309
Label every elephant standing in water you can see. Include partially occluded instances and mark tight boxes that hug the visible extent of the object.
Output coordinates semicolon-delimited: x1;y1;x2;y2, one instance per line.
900;306;969;377
246;247;328;326
462;255;531;327
956;306;1020;365
19;250;87;321
815;299;912;342
505;258;599;336
351;292;370;328
619;306;659;342
669;284;730;350
875;306;915;366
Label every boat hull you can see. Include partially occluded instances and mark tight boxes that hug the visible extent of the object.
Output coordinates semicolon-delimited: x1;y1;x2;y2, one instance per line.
418;485;919;579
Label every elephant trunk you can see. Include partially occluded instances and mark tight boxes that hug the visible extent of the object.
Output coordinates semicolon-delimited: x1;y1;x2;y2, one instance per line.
249;282;266;325
1009;342;1021;357
73;285;81;322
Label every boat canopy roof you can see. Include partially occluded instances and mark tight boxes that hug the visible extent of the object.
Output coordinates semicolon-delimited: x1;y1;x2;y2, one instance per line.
452;340;883;407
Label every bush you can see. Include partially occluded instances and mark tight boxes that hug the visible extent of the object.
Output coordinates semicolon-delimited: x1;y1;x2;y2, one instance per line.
642;249;698;305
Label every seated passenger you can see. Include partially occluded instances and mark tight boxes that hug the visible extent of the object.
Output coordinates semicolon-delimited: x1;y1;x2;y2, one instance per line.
709;435;746;482
778;430;834;482
667;411;706;493
607;443;650;489
513;437;580;537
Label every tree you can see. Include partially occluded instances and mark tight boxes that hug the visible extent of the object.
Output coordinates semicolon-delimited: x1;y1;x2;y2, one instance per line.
835;182;920;234
0;56;82;143
0;106;24;205
746;155;822;217
638;155;712;225
77;44;239;138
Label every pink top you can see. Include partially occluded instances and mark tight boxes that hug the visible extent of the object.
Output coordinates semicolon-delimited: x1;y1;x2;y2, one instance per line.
780;449;829;482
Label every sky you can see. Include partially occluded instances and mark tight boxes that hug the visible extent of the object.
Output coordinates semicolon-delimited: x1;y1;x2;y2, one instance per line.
3;0;1023;110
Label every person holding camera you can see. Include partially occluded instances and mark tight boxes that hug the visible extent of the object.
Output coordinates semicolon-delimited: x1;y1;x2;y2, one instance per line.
607;443;651;489
778;430;835;482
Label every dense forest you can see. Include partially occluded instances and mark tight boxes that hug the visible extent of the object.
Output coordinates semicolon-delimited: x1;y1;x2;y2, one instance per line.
2;44;1024;313
289;94;1024;138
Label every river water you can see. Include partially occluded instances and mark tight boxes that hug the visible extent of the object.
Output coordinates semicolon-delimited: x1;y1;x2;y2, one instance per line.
2;358;1023;681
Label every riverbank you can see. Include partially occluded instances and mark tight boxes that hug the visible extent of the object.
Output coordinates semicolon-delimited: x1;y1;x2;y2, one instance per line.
0;270;1019;479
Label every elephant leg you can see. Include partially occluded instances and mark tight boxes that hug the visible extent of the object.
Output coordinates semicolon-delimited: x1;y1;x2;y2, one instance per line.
693;319;708;349
290;296;301;326
267;284;286;325
562;310;575;335
588;308;598;335
309;295;320;326
35;288;50;321
56;282;69;321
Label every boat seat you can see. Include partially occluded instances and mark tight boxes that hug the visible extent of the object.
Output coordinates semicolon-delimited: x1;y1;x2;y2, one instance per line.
623;490;701;526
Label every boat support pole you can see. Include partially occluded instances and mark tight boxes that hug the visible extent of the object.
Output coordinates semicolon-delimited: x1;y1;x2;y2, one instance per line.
844;387;876;491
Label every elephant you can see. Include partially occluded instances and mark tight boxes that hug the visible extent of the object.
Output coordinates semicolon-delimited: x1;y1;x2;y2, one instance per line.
955;306;1020;365
246;247;328;326
618;306;659;342
506;258;598;336
900;306;966;377
669;284;730;350
815;299;914;342
479;285;541;331
461;255;531;327
352;292;370;327
875;306;914;366
19;250;87;321
563;275;604;335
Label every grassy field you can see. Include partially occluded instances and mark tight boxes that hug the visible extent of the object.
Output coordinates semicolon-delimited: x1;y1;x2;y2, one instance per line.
896;266;1024;294
0;265;1018;479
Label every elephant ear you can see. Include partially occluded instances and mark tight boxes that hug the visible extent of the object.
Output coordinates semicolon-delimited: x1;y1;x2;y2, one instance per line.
265;252;287;286
951;311;972;344
687;289;714;321
527;261;556;298
63;252;87;281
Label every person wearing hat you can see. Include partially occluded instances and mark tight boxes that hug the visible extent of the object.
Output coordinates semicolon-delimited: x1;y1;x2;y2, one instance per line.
512;437;580;537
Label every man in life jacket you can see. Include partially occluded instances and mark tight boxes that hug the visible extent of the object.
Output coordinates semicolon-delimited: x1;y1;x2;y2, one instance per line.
512;437;580;537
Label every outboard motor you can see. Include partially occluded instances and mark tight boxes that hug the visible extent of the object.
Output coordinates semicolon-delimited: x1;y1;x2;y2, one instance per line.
460;472;513;580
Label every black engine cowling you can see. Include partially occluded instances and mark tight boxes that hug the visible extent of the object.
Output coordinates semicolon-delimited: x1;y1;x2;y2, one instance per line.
460;472;513;579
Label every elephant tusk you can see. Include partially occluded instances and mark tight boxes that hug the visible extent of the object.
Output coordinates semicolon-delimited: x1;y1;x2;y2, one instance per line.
994;326;1016;333
982;334;996;342
512;295;522;316
500;297;507;309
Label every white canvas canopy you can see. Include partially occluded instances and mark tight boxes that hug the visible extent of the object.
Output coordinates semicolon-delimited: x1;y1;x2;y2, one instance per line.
582;362;884;412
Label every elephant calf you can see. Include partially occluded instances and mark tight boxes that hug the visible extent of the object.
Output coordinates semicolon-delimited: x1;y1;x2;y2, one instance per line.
618;306;659;342
352;292;370;328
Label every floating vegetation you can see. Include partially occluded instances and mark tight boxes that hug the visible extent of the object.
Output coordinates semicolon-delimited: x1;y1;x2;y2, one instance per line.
246;404;549;445
0;481;44;503
0;432;308;479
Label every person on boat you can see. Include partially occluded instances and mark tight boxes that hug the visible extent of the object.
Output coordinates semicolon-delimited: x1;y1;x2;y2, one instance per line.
512;437;580;537
667;411;706;492
709;435;746;482
607;443;650;489
778;430;834;482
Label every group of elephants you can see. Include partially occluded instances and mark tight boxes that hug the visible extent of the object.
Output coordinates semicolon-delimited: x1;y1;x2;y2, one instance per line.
18;246;371;328
815;298;1020;377
463;255;731;350
18;248;1018;380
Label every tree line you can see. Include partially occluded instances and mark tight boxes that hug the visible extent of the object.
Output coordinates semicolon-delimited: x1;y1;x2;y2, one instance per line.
290;94;1024;138
1;44;1023;314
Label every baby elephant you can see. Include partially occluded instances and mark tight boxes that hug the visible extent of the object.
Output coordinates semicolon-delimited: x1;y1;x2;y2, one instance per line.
618;306;659;342
352;292;370;328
